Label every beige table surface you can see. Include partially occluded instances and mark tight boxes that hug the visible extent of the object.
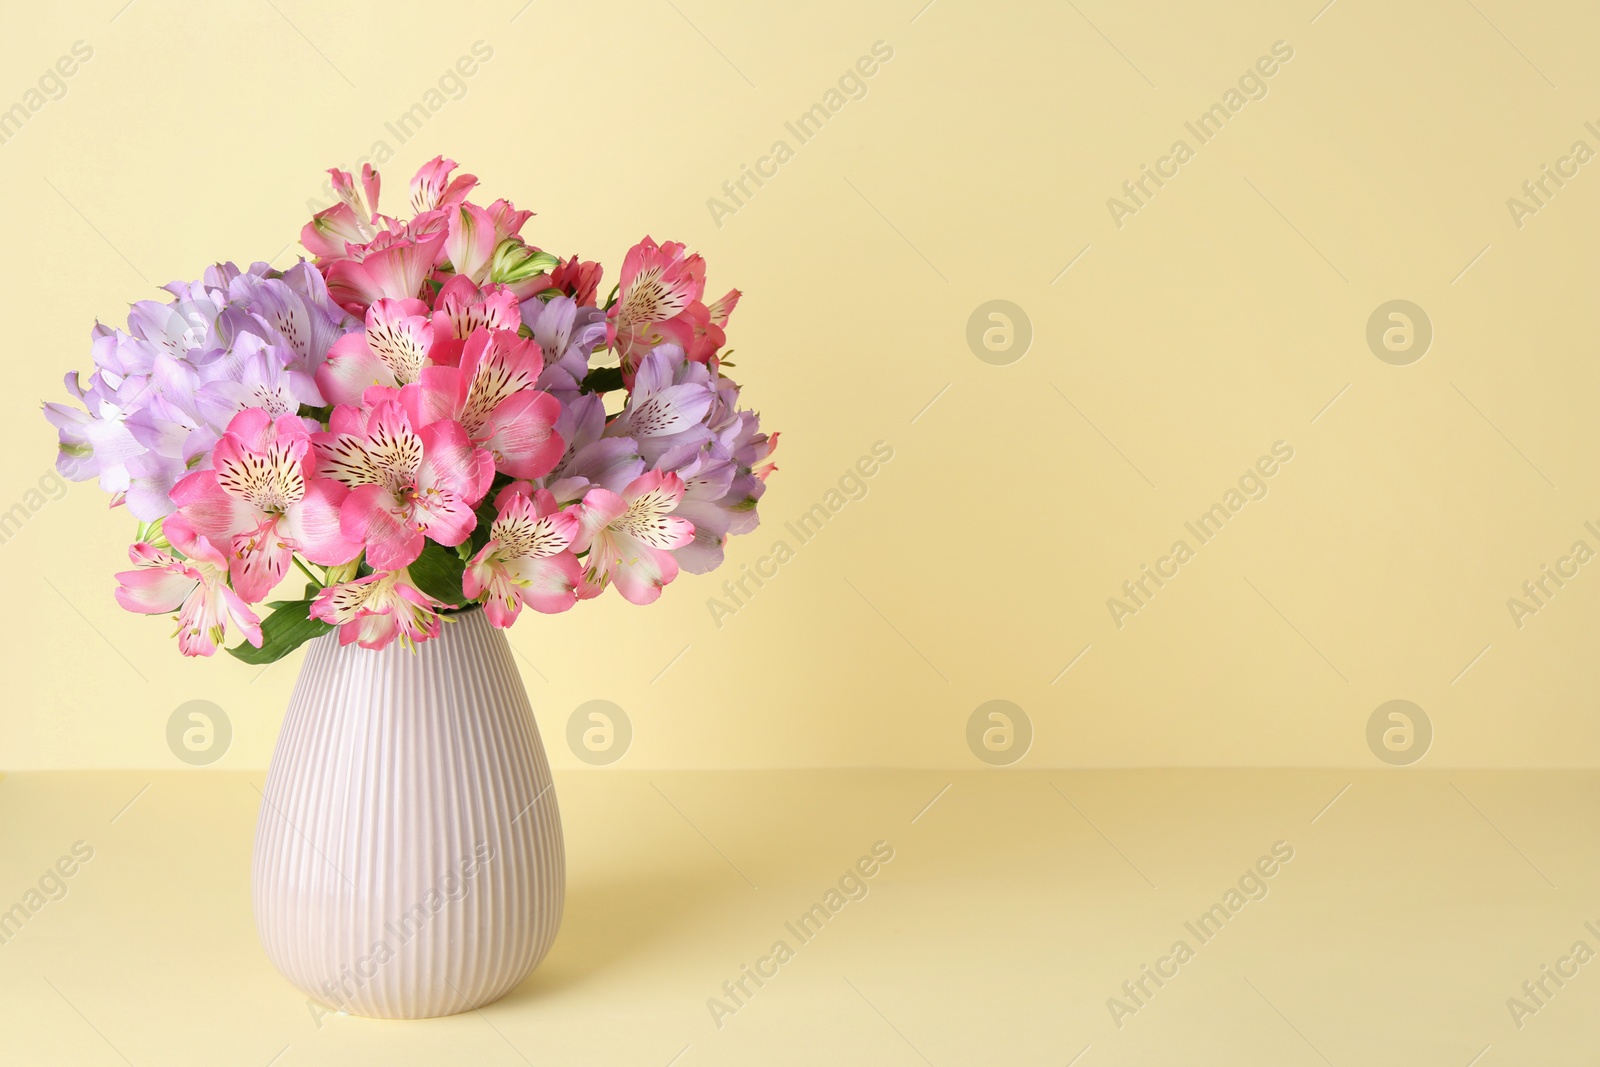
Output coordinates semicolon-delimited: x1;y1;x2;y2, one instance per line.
0;769;1593;1065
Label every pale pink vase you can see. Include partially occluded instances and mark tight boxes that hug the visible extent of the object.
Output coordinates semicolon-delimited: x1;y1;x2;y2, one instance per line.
252;607;564;1019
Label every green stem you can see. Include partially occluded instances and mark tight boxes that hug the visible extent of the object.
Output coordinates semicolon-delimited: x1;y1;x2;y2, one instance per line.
292;556;324;588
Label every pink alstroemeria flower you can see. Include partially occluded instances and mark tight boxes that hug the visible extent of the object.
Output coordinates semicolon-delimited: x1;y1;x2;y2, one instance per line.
444;201;500;286
686;288;740;364
428;275;520;366
486;198;534;242
301;164;384;264
464;488;582;625
402;328;565;479
608;237;706;376
114;515;263;657
316;297;438;406
310;567;444;651
574;470;694;605
409;156;479;216
548;254;603;306
325;230;446;315
170;408;360;602
314;399;494;569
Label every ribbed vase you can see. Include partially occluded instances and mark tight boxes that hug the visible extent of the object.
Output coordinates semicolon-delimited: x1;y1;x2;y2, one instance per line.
252;607;564;1019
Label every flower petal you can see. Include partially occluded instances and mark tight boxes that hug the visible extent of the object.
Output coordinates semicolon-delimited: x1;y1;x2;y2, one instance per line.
170;470;258;543
341;483;423;569
505;552;582;614
415;490;477;547
229;518;294;603
316;332;395;406
114;560;195;614
363;298;434;384
445;202;499;283
283;475;362;566
417;419;494;504
608;543;679;606
477;390;564;479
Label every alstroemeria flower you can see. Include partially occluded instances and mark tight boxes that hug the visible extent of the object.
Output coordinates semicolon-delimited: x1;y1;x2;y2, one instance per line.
314;399;494;569
520;294;607;403
487;198;533;241
548;255;603;306
686;288;740;363
429;275;520;365
301;164;385;263
607;237;706;375
231;263;354;372
192;333;324;432
659;450;739;575
48;261;351;522
573;470;694;605
545;393;644;503
410;156;478;216
310;567;444;651
604;344;716;465
170;408;360;602
444;201;500;285
316;297;437;405
114;515;262;657
325;230;446;314
464;488;582;625
403;328;565;479
44;395;143;489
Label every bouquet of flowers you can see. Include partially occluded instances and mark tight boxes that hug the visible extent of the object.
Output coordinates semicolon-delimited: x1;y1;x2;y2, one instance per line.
44;157;777;661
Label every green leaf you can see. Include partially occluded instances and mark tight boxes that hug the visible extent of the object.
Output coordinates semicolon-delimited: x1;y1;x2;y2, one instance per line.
228;599;332;665
465;487;506;557
409;541;468;606
581;366;625;394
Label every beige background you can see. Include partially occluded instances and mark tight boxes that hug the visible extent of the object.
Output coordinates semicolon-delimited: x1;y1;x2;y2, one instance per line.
5;0;1599;770
6;4;1600;1064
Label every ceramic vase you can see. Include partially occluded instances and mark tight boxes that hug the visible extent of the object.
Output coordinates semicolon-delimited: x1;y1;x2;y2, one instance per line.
252;607;564;1019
